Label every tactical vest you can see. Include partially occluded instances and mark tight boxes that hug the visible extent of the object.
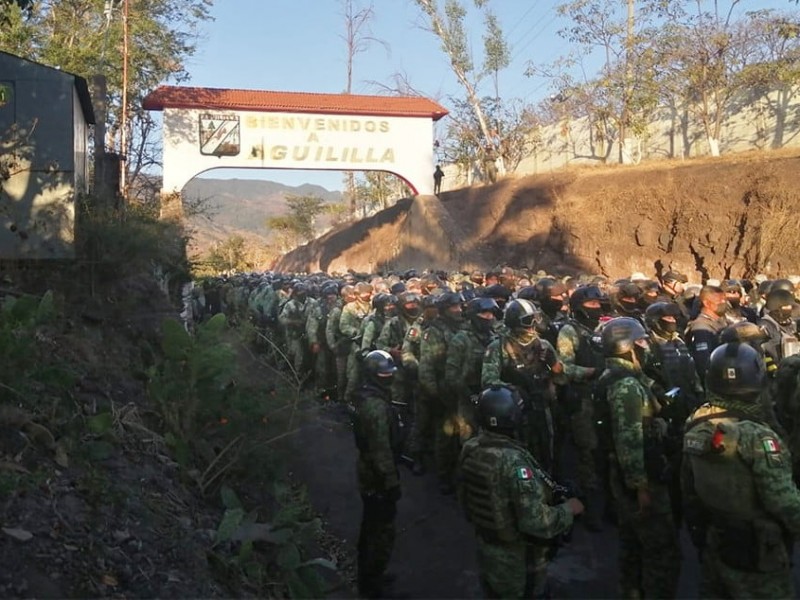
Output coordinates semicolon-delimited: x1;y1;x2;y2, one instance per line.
683;413;760;518
568;320;606;371
460;437;528;542
353;385;405;461
593;368;630;452
428;318;459;377
499;336;552;410
463;330;494;393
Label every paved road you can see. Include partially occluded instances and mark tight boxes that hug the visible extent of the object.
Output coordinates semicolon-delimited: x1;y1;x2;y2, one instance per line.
286;402;800;599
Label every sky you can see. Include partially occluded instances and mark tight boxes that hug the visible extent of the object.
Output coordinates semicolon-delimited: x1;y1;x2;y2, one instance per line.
184;0;793;191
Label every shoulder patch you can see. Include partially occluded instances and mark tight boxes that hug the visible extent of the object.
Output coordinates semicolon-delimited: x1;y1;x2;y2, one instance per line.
409;328;418;338
517;466;532;480
422;331;429;341
695;342;709;352
762;437;781;454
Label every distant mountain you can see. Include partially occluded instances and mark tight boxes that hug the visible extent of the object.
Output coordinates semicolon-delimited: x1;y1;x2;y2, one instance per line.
182;178;342;257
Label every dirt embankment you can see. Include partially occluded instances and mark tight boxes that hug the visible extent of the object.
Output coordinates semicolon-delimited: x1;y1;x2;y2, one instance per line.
276;149;800;281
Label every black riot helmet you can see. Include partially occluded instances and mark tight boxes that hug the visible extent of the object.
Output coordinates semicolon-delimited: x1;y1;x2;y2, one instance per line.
765;288;797;326
601;316;649;357
515;286;538;302
569;285;609;327
719;321;769;349
504;298;543;330
372;293;397;315
362;350;397;388
436;291;464;312
466;296;500;319
483;284;512;309
292;281;308;300
477;385;524;434
705;342;765;399
644;301;682;336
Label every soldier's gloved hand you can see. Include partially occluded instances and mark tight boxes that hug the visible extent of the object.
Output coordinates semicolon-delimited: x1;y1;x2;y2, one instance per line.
565;497;584;516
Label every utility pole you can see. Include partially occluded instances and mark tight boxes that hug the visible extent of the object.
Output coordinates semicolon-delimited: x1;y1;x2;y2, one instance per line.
120;0;129;202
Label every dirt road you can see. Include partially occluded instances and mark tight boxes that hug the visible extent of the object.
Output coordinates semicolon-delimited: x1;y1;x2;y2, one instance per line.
287;401;798;599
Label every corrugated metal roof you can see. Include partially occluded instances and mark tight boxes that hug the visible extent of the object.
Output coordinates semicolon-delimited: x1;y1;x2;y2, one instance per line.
142;86;448;121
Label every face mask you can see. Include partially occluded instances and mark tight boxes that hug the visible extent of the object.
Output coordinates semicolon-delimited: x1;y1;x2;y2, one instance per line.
512;328;537;346
728;297;741;309
660;320;678;335
471;316;494;335
404;306;421;319
619;300;638;314
633;340;651;367
540;298;564;318
445;308;463;323
580;306;604;326
772;308;794;326
294;292;307;302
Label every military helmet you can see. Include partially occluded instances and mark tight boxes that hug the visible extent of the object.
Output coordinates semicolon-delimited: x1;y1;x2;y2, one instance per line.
644;301;682;333
436;291;464;311
601;316;648;357
372;293;397;311
766;288;796;312
705;342;765;398
483;283;512;304
320;281;339;297
362;350;397;383
515;286;538;301
771;278;795;293
477;385;523;432
504;298;542;330
719;322;769;347
466;296;499;320
569;284;607;313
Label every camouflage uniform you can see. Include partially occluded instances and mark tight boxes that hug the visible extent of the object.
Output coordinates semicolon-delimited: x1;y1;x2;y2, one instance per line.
325;298;348;403
446;325;495;443
419;316;462;486
556;321;602;491
278;296;310;380
340;299;371;403
378;314;417;445
402;316;433;464
306;295;335;395
481;334;564;472
458;431;574;598
683;397;800;599
604;356;681;599
353;381;404;598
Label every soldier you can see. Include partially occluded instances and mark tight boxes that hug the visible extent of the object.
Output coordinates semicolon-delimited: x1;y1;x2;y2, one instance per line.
307;281;338;399
361;294;398;355
482;299;564;473
657;270;691;331
446;296;499;443
326;284;354;404
599;317;681;599
403;294;439;475
419;291;465;493
556;285;607;529
685;285;729;385
353;350;404;599
278;282;311;382
643;301;704;524
722;279;757;325
457;385;584;599
758;288;800;367
340;282;373;405
683;342;800;599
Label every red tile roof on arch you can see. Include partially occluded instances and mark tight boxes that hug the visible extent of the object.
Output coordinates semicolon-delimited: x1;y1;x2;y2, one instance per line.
142;86;449;121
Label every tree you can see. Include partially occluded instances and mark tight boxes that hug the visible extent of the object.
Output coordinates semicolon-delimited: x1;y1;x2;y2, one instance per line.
354;171;411;215
413;0;505;164
265;194;328;251
206;235;248;273
340;0;387;219
0;0;212;199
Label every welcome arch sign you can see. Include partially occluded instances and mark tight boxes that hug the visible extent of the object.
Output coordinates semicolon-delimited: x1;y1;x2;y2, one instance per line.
143;86;448;217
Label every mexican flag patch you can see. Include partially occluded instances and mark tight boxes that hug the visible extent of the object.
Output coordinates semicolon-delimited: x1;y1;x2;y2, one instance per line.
763;438;781;454
517;467;532;480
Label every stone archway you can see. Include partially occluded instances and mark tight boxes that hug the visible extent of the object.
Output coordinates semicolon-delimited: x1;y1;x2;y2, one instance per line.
142;86;448;217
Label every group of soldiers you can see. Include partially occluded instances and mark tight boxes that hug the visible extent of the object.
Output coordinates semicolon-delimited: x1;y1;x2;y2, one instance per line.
192;266;800;599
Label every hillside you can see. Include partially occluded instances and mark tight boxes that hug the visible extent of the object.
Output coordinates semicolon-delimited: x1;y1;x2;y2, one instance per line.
182;178;342;257
276;148;800;280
